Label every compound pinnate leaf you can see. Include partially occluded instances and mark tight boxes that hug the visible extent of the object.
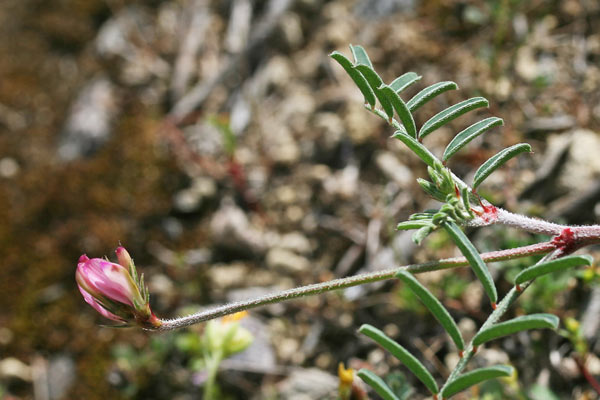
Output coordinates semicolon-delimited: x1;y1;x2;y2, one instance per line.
392;131;440;168
472;314;559;346
359;324;439;395
395;271;464;351
442;221;497;305
380;85;417;137
419;97;489;140
407;81;458;112
354;64;394;120
472;143;532;189
330;52;376;107
441;365;514;399
390;72;422;94
514;255;593;285
350;44;373;68
442;117;504;161
357;369;400;400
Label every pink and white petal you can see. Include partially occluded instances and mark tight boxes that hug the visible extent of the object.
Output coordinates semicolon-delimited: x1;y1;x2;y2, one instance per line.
78;284;126;323
80;259;135;305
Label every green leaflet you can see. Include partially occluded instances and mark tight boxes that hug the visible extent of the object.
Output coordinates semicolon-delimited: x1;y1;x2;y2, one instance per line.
413;225;434;245
359;324;439;395
390;72;422;94
357;369;400;400
392;131;440;168
407;81;458;112
350;44;373;69
473;143;532;189
397;220;433;231
396;271;464;351
441;365;514;398
461;186;474;218
419;97;489;140
472;314;559;346
442;117;504;161
409;211;437;220
442;221;498;305
355;64;394;120
417;178;447;202
330;52;376;107
380;85;417;137
514;255;594;285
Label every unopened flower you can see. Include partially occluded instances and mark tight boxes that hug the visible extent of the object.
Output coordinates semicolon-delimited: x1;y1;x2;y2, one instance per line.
338;362;367;400
338;362;354;400
203;311;253;357
76;247;161;329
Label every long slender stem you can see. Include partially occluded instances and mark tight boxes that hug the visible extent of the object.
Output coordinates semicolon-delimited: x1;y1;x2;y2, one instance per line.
155;241;556;331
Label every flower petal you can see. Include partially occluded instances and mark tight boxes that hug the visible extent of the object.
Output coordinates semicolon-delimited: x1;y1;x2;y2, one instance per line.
77;284;126;323
77;258;135;305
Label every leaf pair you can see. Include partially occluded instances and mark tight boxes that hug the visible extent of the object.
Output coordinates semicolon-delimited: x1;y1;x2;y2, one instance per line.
361;269;564;398
359;324;439;398
357;271;463;398
441;312;562;398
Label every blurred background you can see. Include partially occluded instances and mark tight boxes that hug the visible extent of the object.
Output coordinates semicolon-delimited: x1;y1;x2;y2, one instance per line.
1;0;600;398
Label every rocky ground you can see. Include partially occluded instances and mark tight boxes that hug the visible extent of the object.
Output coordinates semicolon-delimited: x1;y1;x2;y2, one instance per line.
1;0;600;399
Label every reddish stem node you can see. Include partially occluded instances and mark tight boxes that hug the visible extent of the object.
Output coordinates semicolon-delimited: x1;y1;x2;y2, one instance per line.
458;350;464;358
552;227;576;255
473;345;479;353
516;284;522;292
491;302;497;310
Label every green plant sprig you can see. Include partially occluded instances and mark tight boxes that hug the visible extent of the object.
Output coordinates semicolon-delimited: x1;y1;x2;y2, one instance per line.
329;44;599;398
86;43;600;400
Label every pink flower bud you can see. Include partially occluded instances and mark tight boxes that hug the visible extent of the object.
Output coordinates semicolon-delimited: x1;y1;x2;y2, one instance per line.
115;246;133;270
76;250;161;328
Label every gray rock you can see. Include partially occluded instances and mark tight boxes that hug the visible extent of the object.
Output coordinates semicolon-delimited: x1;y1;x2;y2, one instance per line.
57;77;117;161
0;357;31;381
184;121;225;157
95;6;170;86
210;198;266;255
277;368;338;399
323;164;359;200
0;157;19;178
96;7;148;59
47;355;76;400
523;115;575;134
278;232;312;255
221;316;277;373
266;247;310;273
313;112;344;152
173;177;217;213
224;0;253;53
375;151;413;186
354;0;417;19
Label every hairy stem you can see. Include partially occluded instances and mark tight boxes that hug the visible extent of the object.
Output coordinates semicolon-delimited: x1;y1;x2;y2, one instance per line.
155;241;556;331
367;104;600;240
